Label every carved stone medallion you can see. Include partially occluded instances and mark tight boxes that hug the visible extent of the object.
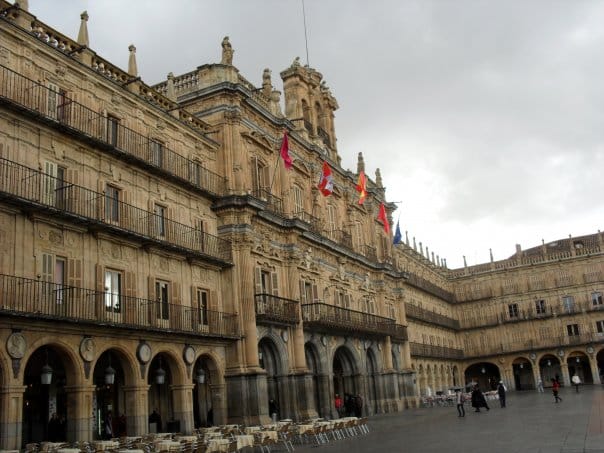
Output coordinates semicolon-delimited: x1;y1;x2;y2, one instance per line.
6;332;26;359
79;337;96;362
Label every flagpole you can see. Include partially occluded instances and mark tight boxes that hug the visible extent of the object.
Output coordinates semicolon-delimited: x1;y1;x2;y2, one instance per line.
268;138;282;194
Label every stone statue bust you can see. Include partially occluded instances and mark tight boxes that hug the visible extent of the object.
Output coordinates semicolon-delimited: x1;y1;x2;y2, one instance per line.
221;36;233;65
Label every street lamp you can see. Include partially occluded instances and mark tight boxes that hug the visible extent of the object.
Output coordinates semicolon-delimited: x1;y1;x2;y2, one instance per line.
155;357;166;385
105;354;116;385
41;348;53;385
196;367;206;384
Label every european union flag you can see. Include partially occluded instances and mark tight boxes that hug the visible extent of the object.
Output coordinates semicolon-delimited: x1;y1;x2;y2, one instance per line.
393;220;402;245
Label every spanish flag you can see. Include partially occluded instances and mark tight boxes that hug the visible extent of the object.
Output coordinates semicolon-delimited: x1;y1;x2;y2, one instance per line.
356;171;367;205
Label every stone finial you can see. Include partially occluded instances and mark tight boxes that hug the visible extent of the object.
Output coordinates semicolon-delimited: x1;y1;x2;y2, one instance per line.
16;0;29;11
405;230;409;246
419;242;423;255
431;251;435;263
77;11;89;47
291;56;301;68
262;68;272;97
413;237;416;251
357;152;365;174
463;255;467;267
166;72;176;101
221;36;234;65
375;168;383;188
270;90;282;116
127;44;137;77
489;248;493;262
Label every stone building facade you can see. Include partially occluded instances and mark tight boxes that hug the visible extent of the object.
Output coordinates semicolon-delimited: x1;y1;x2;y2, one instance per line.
0;2;602;449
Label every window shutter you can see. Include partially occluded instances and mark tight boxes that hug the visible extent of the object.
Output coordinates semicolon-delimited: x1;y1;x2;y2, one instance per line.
344;294;351;309
271;272;279;296
170;282;181;329
312;284;318;303
254;267;262;295
43;161;57;205
148;276;156;323
123;271;136;323
41;253;53;283
47;82;59;118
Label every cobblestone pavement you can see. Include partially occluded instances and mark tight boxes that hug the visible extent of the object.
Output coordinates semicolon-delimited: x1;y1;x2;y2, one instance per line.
291;385;604;453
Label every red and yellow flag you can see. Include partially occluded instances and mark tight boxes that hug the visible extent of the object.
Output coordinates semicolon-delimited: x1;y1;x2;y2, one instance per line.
356;171;367;205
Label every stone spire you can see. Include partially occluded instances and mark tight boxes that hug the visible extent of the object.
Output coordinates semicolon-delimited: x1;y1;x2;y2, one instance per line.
128;44;138;77
262;68;272;97
77;11;89;47
166;72;176;101
375;168;383;188
357;152;365;174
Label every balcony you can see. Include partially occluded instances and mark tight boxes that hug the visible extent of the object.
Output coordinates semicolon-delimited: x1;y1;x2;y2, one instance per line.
362;245;377;262
0;64;225;196
405;303;460;330
324;229;353;249
0;274;239;338
291;210;321;234
301;302;403;338
409;342;464;360
317;127;331;148
254;293;299;325
252;188;285;216
0;158;232;265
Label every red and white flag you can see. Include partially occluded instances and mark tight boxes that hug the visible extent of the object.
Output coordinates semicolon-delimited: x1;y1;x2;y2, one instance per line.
317;161;334;196
279;131;293;170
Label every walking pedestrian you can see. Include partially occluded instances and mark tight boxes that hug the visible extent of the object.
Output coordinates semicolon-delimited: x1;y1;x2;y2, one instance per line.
537;378;544;393
552;378;562;403
455;389;465;417
334;393;343;417
471;385;490;412
571;373;581;393
497;381;507;408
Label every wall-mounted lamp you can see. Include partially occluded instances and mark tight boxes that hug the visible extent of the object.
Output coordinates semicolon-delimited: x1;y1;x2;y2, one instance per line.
155;357;166;385
547;360;552;367
41;348;53;385
481;367;486;374
576;356;580;363
519;363;524;369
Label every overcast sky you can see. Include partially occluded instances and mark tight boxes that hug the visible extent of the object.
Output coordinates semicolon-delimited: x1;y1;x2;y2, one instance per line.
28;1;604;269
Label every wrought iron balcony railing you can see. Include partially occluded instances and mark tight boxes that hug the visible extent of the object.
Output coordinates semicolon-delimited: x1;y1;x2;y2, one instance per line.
324;229;353;249
252;188;285;216
405;303;460;330
301;302;403;338
0;158;232;264
0;64;225;196
317;127;331;148
409;342;464;360
0;274;239;338
362;245;377;262
291;210;321;233
254;293;299;325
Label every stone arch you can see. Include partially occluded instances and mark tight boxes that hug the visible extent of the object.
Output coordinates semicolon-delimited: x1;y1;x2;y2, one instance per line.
512;356;534;390
464;362;500;390
93;345;138;386
332;345;359;398
567;351;593;384
146;350;185;433
192;352;223;428
305;341;325;417
258;335;287;419
21;340;83;445
538;354;561;385
365;348;379;415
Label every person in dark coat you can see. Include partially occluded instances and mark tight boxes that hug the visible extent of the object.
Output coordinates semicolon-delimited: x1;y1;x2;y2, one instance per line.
354;394;363;417
471;385;490;412
497;381;506;408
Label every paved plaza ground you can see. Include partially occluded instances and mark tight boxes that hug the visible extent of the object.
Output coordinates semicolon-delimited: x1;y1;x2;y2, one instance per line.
294;385;604;453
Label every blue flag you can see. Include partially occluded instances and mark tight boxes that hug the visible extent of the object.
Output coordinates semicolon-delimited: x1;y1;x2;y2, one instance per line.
393;220;402;245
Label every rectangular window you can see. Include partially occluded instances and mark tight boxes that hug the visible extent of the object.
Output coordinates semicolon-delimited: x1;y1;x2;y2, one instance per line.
592;292;603;306
596;320;604;334
47;84;70;122
189;161;202;186
196;288;209;326
54;257;66;305
105;185;120;222
104;270;121;312
55;165;67;210
535;299;546;314
260;270;271;294
154;204;166;237
562;296;575;314
508;303;519;318
292;185;304;215
150;139;164;167
107;116;119;146
567;324;579;336
327;205;337;240
155;280;169;320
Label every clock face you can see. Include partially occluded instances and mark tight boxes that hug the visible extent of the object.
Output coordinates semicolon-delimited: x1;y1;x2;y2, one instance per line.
137;343;152;364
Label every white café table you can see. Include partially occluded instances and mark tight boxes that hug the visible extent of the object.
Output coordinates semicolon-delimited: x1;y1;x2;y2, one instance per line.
206;438;230;453
93;441;119;451
235;435;254;450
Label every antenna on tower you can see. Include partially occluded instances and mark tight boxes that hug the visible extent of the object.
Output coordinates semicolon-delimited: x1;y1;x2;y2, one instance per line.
302;0;310;67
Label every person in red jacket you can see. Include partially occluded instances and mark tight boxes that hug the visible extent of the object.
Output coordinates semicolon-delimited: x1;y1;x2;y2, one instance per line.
335;394;343;417
552;378;562;403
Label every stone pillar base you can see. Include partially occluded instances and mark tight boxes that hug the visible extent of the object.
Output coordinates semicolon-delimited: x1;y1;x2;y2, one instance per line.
225;371;269;426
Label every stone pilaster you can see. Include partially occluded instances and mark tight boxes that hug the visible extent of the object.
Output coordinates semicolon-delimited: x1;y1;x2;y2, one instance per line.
64;384;95;442
170;383;194;434
122;385;149;436
0;385;26;450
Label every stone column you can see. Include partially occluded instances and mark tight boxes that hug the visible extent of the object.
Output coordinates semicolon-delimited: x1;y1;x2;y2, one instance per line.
170;384;194;434
589;358;601;384
560;362;570;387
0;385;26;450
123;384;149;436
64;384;95;442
